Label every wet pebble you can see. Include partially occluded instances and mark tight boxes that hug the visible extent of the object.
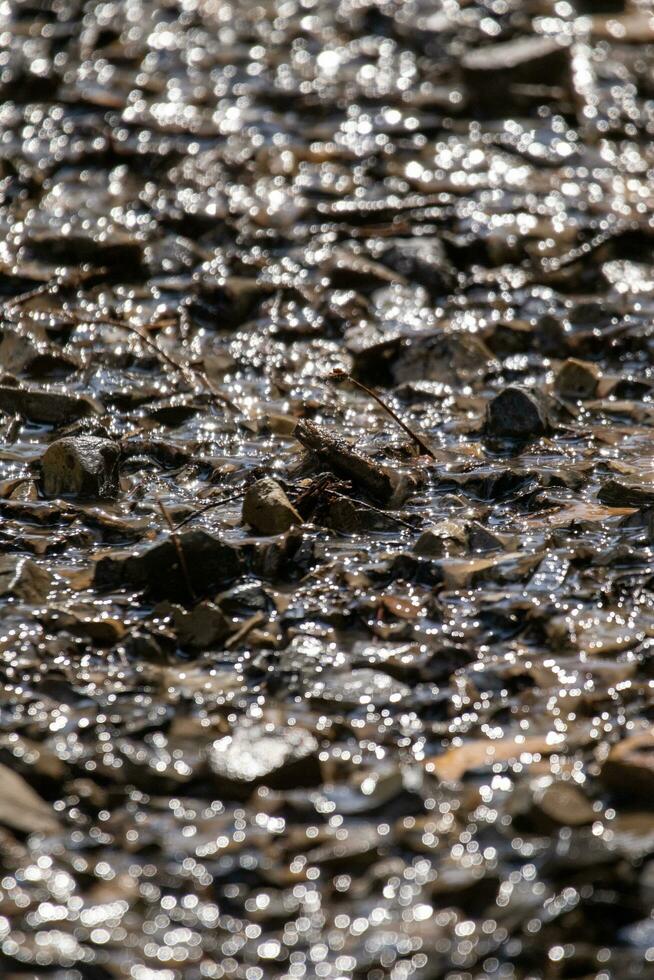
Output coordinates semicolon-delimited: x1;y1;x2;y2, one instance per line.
242;477;302;535
485;385;550;438
40;435;120;499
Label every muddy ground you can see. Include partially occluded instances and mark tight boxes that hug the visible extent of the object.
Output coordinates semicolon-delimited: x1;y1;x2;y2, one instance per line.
1;1;654;978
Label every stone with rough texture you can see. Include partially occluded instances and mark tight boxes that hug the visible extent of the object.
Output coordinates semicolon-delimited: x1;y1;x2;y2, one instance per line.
41;435;120;498
243;477;301;535
554;358;600;399
485;385;549;438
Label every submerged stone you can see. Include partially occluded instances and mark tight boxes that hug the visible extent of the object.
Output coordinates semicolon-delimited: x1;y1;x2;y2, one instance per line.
209;723;321;798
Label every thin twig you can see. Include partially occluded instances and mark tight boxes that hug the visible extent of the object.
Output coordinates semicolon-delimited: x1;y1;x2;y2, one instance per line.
55;307;242;415
225;612;265;649
3;279;62;311
329;370;436;459
157;496;197;604
173;488;247;530
3;267;108;311
325;488;417;530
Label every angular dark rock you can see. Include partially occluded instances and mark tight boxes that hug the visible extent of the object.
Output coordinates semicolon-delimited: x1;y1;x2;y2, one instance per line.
554;357;601;399
94;529;243;600
466;521;509;554
485;386;550;439
599;479;654;508
294;419;400;504
155;600;230;650
0;763;60;834
413;528;447;558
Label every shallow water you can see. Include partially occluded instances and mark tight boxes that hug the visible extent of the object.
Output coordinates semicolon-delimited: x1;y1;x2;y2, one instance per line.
2;1;654;978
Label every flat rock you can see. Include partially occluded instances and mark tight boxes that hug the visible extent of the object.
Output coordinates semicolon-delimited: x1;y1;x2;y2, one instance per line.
485;385;550;438
94;529;243;600
598;479;654;508
209;723;321;798
40;435;120;499
0;384;99;424
242;477;302;535
0;555;52;603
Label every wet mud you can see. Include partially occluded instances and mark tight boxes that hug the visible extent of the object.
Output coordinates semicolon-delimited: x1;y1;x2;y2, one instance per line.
2;1;654;978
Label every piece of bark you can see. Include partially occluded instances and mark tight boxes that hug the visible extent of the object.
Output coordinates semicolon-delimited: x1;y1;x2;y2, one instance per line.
294;419;398;504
